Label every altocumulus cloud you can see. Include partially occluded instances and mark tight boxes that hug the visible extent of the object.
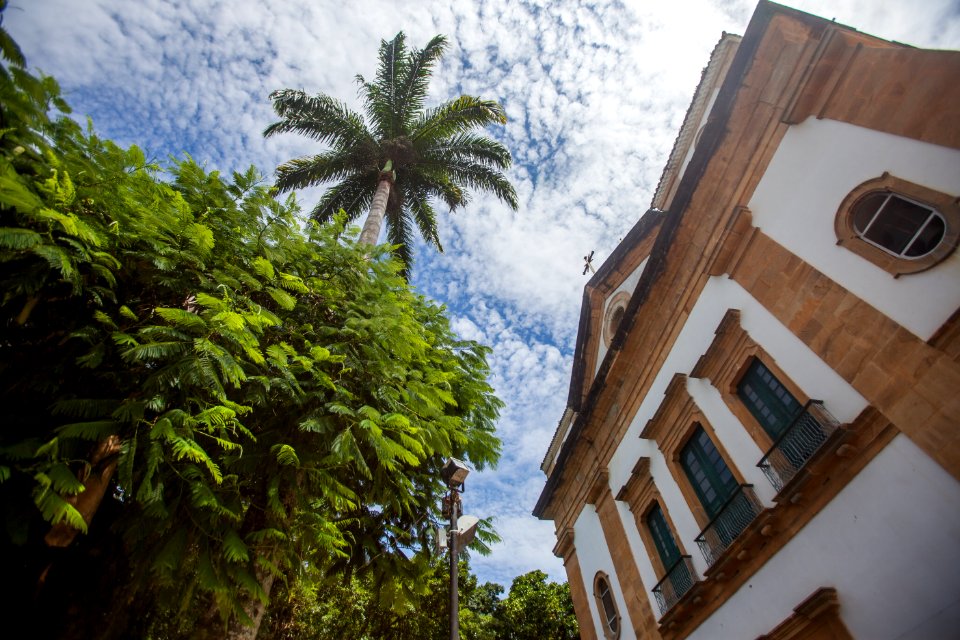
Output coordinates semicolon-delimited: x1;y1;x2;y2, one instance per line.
8;0;960;587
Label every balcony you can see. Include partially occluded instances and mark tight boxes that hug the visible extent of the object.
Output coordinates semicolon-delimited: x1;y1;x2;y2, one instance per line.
652;555;698;616
694;484;763;566
757;400;841;492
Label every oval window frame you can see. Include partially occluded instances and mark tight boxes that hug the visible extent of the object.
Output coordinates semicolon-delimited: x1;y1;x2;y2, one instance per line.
593;571;622;639
602;292;631;349
835;173;960;276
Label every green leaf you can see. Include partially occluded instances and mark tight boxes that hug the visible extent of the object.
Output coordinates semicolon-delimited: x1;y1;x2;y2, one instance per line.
251;255;274;280
153;527;188;575
0;227;42;249
272;443;300;467
267;286;296;310
155;307;207;332
56;420;118;441
222;529;250;563
0;162;43;211
33;486;87;532
186;222;215;255
47;463;86;495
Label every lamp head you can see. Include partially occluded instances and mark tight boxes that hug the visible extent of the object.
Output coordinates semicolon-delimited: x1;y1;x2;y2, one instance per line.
441;457;470;488
455;515;480;548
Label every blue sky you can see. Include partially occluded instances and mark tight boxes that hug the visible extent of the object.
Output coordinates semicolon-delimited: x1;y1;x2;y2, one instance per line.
7;0;959;588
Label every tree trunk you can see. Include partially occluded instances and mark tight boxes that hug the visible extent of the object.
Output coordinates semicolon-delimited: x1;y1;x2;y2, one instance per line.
45;435;122;548
194;557;277;640
358;162;395;246
225;562;276;640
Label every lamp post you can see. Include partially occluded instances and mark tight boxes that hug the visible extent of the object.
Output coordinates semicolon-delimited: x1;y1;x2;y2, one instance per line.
441;458;471;640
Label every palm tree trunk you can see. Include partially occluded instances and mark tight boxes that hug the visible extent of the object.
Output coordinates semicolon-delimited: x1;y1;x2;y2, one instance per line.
358;161;394;246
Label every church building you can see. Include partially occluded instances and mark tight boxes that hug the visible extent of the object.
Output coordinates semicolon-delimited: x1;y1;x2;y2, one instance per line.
534;2;960;638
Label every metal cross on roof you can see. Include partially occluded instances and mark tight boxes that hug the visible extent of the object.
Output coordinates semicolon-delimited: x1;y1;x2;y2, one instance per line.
583;250;596;275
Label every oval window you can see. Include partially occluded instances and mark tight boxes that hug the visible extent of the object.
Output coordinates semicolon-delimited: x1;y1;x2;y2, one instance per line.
603;292;631;348
852;192;945;259
834;174;959;276
594;572;621;638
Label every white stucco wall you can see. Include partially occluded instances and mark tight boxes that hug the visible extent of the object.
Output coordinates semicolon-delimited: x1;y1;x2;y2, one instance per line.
687;434;960;640
748;118;960;340
573;506;635;639
596;258;648;375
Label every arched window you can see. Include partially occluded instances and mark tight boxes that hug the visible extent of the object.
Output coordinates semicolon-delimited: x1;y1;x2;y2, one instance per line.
835;174;959;275
593;572;621;639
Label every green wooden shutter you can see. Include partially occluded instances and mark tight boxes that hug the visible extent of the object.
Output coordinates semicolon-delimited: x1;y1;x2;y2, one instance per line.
737;359;801;440
681;426;737;519
646;504;681;569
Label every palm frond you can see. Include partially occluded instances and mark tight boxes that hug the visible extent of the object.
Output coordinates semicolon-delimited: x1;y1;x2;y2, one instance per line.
264;90;375;152
408;194;442;251
265;33;518;274
432;161;518;210
385;207;415;273
274;150;375;194
418;132;512;169
358;33;408;139
411;96;507;144
0;1;25;67
312;174;376;223
407;171;466;212
395;35;448;131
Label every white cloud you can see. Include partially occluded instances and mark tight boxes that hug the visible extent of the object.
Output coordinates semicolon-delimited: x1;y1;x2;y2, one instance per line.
7;0;959;588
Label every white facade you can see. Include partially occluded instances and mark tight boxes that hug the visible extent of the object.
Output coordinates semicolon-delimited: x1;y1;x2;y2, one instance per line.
573;268;960;639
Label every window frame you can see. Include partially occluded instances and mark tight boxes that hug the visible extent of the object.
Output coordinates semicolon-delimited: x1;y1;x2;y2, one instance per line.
835;173;960;276
690;312;811;456
602;292;631;348
618;459;695;591
593;571;621;639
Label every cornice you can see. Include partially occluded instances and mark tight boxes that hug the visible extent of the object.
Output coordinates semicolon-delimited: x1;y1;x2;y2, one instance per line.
552;526;575;561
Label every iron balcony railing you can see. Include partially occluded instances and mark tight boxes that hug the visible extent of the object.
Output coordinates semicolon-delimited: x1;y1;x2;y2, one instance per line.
757;400;841;492
652;555;698;616
695;484;763;566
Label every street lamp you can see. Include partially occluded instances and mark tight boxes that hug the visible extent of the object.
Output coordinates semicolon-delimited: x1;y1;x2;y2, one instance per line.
441;457;477;640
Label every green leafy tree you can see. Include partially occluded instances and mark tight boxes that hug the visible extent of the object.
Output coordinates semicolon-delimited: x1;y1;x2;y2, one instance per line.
0;20;502;640
495;570;579;640
264;32;518;273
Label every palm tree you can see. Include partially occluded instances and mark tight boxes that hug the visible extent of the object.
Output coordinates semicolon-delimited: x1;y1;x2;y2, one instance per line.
265;32;518;272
